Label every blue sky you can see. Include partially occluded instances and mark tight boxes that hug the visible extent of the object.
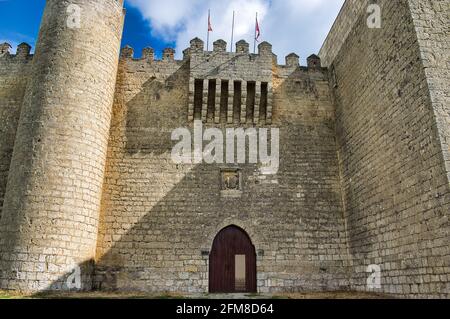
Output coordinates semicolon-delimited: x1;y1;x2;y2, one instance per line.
0;0;344;64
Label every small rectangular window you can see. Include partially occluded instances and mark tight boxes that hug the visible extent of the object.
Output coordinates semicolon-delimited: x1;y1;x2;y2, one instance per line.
194;79;204;120
220;80;229;124
233;81;242;124
260;82;268;123
246;81;256;123
207;79;216;123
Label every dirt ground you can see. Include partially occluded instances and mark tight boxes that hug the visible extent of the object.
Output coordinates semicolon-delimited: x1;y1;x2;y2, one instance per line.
0;290;393;299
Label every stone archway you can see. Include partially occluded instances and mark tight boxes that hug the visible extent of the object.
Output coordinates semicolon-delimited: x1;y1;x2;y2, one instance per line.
209;225;257;293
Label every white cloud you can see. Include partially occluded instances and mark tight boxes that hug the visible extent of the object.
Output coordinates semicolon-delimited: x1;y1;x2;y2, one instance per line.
127;0;344;64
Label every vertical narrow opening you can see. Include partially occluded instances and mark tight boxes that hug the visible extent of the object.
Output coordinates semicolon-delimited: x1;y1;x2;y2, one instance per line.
220;80;229;124
246;81;256;123
233;81;242;124
194;79;204;120
260;82;268;123
207;79;216;123
331;65;338;88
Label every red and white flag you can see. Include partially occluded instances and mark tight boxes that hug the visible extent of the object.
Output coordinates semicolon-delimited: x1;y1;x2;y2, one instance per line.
208;11;213;32
255;16;261;42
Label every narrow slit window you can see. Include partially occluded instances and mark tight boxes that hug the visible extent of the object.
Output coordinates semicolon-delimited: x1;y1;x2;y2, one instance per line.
194;79;204;120
207;79;216;123
260;82;268;123
233;81;242;124
220;80;229;124
246;81;256;123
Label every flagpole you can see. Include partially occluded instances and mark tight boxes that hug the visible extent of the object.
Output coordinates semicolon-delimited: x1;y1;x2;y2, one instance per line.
231;11;235;52
253;12;258;54
207;9;210;51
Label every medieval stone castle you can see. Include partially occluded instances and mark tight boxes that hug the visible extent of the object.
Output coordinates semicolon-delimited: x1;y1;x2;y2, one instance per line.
0;0;448;297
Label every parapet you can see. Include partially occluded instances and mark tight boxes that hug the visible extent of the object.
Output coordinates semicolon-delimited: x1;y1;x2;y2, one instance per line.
277;53;324;70
0;42;33;61
285;53;300;67
258;41;272;56
120;45;134;59
17;43;31;58
190;37;204;53
213;40;227;53
117;38;324;71
0;42;12;55
163;48;175;61
183;48;191;60
119;45;181;63
142;47;154;61
307;54;321;69
236;40;249;54
185;37;323;70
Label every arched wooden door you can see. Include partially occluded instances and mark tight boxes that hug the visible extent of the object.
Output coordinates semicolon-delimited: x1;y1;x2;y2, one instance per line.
209;226;256;293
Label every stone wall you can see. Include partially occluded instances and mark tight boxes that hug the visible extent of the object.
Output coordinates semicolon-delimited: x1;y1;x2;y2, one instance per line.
321;0;450;297
319;0;369;67
93;47;351;293
408;0;450;182
0;0;124;292
0;46;32;219
0;0;447;297
186;38;274;124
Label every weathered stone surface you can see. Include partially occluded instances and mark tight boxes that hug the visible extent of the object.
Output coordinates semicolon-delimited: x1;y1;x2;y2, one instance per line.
93;44;349;293
0;0;124;291
0;49;32;220
0;0;448;298
320;0;450;298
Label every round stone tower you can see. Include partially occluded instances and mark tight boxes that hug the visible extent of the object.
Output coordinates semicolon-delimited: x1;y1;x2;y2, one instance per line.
0;0;124;291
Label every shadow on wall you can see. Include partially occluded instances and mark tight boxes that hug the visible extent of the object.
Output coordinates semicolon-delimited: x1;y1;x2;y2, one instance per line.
125;61;190;155
32;59;350;294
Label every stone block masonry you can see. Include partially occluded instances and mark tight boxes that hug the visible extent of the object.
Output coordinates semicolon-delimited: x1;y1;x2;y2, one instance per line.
187;38;274;125
0;0;125;292
0;45;33;220
408;0;450;183
0;0;448;297
320;0;449;297
93;43;350;293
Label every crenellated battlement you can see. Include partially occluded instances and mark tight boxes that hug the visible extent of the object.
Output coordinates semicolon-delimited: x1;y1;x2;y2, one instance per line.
0;0;447;298
186;38;274;64
119;38;322;69
119;38;324;126
0;42;33;62
120;45;183;63
0;42;11;55
186;38;274;125
0;0;126;293
184;38;323;125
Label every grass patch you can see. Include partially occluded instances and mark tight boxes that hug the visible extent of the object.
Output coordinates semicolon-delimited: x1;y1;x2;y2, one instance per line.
0;290;394;300
0;290;33;299
33;291;189;299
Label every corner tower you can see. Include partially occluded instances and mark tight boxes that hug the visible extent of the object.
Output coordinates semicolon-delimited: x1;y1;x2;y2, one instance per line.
0;0;124;291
